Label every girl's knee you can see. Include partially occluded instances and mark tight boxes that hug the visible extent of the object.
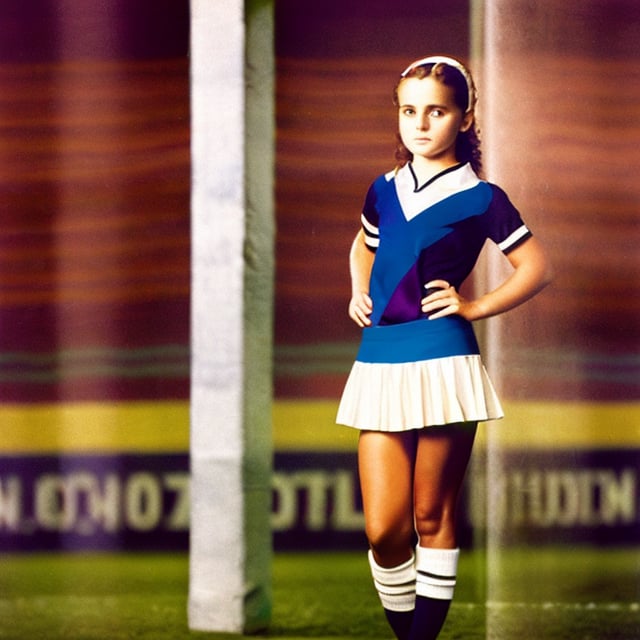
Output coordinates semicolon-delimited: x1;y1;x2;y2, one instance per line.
414;507;456;548
366;520;414;562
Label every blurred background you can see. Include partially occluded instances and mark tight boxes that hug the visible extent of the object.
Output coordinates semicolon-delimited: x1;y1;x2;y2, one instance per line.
0;0;191;551
1;0;638;585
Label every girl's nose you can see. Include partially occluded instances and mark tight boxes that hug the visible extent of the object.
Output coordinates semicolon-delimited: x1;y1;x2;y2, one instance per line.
416;113;429;130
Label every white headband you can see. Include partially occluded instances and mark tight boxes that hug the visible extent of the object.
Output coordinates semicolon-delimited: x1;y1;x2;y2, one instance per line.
400;55;476;112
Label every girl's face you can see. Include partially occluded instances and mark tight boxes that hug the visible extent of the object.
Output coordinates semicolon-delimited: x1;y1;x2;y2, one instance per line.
397;76;473;166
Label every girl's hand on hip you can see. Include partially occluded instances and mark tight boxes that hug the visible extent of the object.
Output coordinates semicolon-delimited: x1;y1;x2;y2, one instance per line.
349;291;373;327
422;239;553;322
421;280;476;320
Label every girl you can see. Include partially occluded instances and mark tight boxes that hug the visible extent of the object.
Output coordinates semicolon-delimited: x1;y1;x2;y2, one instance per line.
336;56;552;640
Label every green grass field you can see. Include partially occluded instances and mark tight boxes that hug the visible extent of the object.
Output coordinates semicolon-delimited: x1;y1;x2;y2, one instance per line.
0;548;638;639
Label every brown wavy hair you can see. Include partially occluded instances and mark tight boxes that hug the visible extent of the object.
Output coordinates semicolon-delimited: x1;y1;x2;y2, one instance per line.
392;61;482;175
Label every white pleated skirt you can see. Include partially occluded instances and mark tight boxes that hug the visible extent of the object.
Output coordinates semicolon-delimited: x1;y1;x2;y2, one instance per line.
336;317;503;432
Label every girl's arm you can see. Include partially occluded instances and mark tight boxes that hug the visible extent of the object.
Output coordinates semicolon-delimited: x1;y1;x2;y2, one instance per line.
422;236;553;321
348;229;375;327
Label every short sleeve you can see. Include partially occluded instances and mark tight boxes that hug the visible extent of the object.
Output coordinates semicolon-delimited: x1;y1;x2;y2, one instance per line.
486;184;533;254
361;182;380;251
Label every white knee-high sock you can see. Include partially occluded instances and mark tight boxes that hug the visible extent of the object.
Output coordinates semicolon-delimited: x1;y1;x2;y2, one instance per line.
408;546;459;640
368;550;416;640
368;550;416;612
415;546;459;600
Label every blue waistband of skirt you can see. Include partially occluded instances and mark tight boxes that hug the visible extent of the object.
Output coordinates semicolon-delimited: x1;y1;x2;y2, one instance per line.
356;316;480;364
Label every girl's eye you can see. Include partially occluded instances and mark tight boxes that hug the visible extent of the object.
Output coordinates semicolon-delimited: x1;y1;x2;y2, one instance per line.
430;109;444;117
403;108;415;116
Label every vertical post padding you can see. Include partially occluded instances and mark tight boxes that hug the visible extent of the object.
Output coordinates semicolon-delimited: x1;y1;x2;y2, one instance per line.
189;0;273;632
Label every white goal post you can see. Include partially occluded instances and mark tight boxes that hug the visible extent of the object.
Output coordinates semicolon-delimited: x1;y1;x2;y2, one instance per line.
188;0;274;632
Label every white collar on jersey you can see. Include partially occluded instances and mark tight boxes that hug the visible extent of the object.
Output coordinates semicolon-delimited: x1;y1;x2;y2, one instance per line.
390;162;481;221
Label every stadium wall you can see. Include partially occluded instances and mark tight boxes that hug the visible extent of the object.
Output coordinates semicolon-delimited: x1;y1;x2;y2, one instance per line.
1;0;638;557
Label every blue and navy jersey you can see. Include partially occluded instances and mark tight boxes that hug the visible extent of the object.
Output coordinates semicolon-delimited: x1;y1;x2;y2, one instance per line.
361;162;532;326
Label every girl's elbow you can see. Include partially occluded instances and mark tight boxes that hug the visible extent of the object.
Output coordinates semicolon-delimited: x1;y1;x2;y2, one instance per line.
531;240;554;290
537;258;554;291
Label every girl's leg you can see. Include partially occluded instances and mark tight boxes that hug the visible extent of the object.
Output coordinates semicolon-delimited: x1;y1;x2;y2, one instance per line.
409;422;477;640
358;430;417;640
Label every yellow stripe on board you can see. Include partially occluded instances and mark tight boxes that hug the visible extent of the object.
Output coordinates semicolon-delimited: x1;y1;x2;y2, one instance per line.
0;399;637;454
273;400;359;451
0;399;355;454
0;401;190;453
494;400;640;449
274;399;640;450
